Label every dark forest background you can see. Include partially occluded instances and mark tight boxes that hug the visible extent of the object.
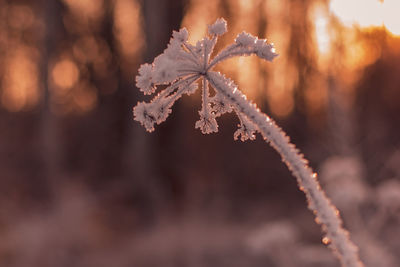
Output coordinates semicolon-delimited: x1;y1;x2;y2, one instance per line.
0;0;399;266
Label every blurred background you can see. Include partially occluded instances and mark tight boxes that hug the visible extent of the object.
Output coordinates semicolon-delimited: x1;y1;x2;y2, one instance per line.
0;0;399;266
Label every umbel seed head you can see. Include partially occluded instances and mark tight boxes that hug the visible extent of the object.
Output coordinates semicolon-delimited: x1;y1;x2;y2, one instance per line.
133;18;277;139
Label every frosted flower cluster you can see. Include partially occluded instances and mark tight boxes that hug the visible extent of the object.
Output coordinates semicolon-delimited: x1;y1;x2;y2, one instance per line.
134;18;277;138
133;19;364;267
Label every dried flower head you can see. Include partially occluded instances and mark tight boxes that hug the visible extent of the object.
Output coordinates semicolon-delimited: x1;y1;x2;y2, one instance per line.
133;19;363;267
133;18;277;137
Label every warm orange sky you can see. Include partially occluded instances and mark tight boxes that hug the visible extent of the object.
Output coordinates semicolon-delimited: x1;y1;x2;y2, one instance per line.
330;0;400;35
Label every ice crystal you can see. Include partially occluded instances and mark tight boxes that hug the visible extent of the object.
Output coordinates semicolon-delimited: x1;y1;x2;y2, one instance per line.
135;64;154;95
133;102;157;132
133;18;363;267
195;112;218;134
235;32;257;46
210;93;232;117
208;18;228;36
234;113;257;141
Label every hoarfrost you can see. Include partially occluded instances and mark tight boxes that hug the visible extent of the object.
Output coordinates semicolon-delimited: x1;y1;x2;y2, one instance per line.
133;18;363;267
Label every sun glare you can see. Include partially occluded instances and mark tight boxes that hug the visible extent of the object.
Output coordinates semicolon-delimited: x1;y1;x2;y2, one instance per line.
382;0;400;35
329;0;400;35
314;9;331;55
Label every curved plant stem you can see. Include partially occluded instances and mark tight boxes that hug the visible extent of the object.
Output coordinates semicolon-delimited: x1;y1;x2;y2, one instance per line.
134;17;364;267
206;71;363;267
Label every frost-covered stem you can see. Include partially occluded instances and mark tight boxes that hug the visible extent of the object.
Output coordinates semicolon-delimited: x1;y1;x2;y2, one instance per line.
167;75;200;104
207;44;240;70
200;77;211;116
203;41;208;70
134;18;363;266
206;71;363;267
208;50;254;68
157;74;198;99
177;69;202;75
183;42;200;63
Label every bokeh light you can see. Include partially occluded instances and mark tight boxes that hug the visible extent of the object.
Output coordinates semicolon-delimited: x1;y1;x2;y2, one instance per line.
113;0;144;75
113;0;143;57
1;47;39;112
0;1;400;266
51;59;80;90
62;0;104;22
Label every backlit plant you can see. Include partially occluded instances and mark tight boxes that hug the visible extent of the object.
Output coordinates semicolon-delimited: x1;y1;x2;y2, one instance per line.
133;18;363;267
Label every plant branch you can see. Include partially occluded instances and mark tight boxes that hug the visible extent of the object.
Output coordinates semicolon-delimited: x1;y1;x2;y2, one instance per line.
206;71;363;267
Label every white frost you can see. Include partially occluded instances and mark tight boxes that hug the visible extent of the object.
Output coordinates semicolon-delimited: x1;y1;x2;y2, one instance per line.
135;63;154;95
133;19;364;267
208;18;227;36
235;32;256;46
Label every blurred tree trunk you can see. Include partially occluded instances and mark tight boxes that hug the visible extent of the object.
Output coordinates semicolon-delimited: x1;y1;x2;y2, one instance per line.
39;0;65;201
121;0;187;221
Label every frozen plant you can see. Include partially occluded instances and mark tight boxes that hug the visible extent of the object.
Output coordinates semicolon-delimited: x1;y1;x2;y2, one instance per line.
133;18;363;267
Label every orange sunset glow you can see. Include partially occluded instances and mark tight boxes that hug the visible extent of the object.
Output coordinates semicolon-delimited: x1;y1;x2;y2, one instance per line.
330;0;400;35
0;1;399;267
